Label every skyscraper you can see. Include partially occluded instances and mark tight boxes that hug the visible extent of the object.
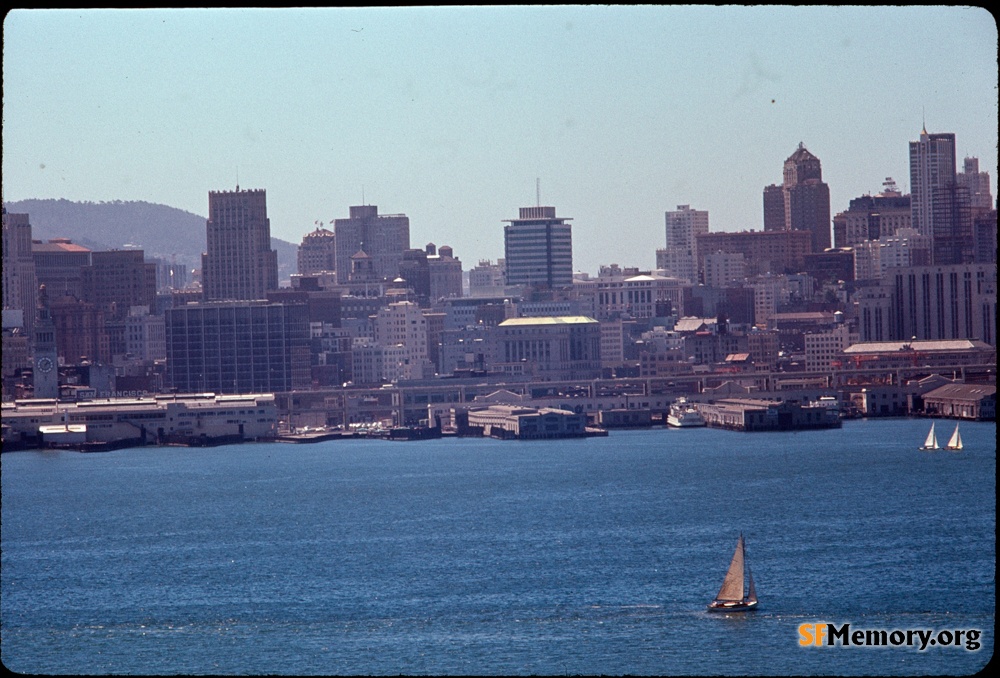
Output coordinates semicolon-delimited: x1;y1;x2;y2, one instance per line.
503;206;573;289
333;205;410;285
201;187;279;301
661;204;709;283
2;209;37;338
762;143;832;252
908;129;957;240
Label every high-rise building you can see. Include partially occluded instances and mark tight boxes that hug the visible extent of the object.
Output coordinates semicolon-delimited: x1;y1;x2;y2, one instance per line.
855;263;997;345
201;187;279;301
930;182;973;265
956;156;994;214
908;129;957;241
428;245;463;301
835;179;912;247
297;225;336;276
80;250;157;320
372;301;432;381
973;209;997;264
32;238;92;300
762;143;832;252
468;259;506;297
165;300;310;394
660;205;709;283
503;206;573;289
762;184;786;232
695;229;812;278
333;205;410;285
2;209;37;338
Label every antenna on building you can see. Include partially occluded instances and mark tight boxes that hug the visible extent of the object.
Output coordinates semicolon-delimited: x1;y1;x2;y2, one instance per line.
536;178;540;206
236;166;239;192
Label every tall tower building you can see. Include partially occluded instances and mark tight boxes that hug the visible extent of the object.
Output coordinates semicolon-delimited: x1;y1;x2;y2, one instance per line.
762;143;831;252
661;205;709;284
333;205;410;285
784;143;831;252
201;187;279;301
503;206;573;289
2;209;37;338
32;285;60;399
908;129;957;240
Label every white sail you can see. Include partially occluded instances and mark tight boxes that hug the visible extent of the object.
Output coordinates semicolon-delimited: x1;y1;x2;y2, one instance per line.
921;423;939;450
715;534;746;601
947;424;962;450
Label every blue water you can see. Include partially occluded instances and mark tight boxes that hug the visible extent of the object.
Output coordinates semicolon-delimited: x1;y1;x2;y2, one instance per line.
2;419;994;675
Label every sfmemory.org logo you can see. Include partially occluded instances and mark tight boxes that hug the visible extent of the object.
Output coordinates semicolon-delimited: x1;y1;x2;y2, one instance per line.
799;623;982;651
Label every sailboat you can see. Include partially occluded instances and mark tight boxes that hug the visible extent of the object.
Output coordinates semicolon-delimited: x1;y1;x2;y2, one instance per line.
946;423;963;451
707;533;758;613
919;423;940;451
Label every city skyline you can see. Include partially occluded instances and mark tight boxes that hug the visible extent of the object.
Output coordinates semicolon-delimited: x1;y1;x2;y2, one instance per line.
2;7;997;274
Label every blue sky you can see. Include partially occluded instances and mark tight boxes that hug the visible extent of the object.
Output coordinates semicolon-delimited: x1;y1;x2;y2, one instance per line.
3;6;997;274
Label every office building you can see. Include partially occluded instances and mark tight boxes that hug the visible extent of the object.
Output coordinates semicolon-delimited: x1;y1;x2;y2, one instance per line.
956;156;993;215
495;316;601;380
372;301;433;382
762;143;832;252
908;128;956;243
930;182;974;265
468;259;506;297
81;250;157;320
165;300;310;394
2;209;37;338
503;206;573;289
201;187;279;301
32;238;92;300
428;245;463;301
856;263;997;344
696;229;812;278
333;205;410;285
298;225;337;275
835;179;911;247
661;205;709;283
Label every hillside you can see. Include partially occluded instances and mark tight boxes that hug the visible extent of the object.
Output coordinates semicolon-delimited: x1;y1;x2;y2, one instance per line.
3;198;298;279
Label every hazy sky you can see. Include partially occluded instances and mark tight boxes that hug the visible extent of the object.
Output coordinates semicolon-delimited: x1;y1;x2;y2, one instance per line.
3;6;997;274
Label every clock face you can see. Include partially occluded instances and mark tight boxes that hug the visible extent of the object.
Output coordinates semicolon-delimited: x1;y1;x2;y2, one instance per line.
37;357;54;373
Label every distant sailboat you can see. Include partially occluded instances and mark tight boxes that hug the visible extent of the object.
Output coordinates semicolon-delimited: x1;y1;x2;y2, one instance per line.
919;423;940;451
707;533;758;613
946;423;963;451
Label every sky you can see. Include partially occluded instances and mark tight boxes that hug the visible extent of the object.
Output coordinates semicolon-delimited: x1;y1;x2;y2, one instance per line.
3;6;997;275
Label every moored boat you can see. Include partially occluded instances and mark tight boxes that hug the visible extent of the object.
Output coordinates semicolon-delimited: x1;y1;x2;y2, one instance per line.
667;399;706;428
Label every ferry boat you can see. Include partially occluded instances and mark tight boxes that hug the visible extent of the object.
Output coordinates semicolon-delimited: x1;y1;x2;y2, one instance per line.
667;398;706;428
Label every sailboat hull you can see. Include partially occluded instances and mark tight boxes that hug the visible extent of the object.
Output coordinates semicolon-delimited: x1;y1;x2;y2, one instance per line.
707;599;758;613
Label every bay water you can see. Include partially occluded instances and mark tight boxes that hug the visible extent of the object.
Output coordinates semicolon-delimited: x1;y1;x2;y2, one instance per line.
2;418;994;675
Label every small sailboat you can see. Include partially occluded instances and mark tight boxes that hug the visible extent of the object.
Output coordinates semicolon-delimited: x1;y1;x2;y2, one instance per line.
946;423;963;451
707;533;758;613
919;423;940;451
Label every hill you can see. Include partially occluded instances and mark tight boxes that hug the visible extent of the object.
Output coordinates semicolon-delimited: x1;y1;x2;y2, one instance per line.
3;198;298;280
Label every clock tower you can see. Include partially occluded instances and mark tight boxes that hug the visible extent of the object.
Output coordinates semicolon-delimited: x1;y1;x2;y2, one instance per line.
32;285;59;399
